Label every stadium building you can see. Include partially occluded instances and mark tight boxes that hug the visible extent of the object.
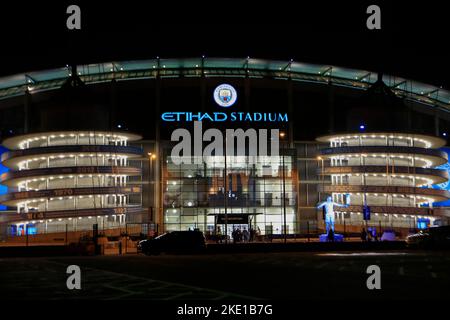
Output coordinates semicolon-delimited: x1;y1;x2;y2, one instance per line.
1;57;450;240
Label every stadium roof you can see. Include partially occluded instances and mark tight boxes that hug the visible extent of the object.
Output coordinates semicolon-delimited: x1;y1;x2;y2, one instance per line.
0;57;449;111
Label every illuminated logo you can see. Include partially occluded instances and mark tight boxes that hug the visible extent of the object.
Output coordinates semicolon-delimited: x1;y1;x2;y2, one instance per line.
214;84;237;107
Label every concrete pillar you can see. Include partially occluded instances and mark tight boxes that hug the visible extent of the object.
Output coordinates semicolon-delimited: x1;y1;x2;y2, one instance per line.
434;111;440;136
110;79;117;130
155;74;162;231
287;78;294;148
328;83;335;134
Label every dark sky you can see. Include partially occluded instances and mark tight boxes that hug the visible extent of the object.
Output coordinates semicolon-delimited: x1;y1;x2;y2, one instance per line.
1;1;449;88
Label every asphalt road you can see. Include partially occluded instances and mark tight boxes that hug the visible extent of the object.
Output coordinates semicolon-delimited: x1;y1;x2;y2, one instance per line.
0;250;449;300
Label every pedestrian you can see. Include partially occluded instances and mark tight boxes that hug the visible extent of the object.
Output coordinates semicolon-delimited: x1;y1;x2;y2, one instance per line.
242;228;249;242
372;228;378;241
216;226;222;243
236;228;242;242
249;228;255;242
361;228;367;242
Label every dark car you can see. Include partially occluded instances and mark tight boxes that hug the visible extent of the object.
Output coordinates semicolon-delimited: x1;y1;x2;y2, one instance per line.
138;231;206;255
406;226;450;249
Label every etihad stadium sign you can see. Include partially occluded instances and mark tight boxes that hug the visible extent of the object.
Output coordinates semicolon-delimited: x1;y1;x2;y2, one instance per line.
163;84;287;165
161;112;288;122
161;84;288;123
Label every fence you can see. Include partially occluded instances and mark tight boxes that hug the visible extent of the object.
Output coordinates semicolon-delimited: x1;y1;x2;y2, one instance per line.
0;225;143;247
0;220;414;249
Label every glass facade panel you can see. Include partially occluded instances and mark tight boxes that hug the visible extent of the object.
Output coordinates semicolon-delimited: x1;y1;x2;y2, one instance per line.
162;148;297;237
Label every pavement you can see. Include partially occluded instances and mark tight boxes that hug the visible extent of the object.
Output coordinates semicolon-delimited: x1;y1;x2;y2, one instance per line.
1;250;449;301
0;240;407;257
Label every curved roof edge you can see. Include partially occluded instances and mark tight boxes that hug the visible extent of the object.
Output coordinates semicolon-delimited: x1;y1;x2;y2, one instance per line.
0;57;449;111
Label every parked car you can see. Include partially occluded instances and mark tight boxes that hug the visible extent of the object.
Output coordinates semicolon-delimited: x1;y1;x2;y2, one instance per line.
138;231;206;255
406;226;450;249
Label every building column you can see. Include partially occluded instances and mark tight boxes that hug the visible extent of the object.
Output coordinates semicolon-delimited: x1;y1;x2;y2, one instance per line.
24;90;31;133
434;110;440;136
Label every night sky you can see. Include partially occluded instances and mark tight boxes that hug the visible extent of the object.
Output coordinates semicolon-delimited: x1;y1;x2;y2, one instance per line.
0;1;448;88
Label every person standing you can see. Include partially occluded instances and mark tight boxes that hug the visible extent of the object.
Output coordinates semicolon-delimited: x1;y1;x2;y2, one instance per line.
249;228;255;242
236;228;242;243
361;228;368;242
242;228;249;242
216;226;222;243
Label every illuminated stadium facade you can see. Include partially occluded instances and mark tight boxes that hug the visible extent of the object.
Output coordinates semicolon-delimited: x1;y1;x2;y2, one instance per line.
1;57;450;239
0;131;144;235
317;133;449;230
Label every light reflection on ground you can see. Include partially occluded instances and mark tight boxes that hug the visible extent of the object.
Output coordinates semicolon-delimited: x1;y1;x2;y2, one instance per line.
316;252;411;257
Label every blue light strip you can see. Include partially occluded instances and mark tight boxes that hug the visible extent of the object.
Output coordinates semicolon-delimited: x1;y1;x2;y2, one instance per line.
0;145;9;210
